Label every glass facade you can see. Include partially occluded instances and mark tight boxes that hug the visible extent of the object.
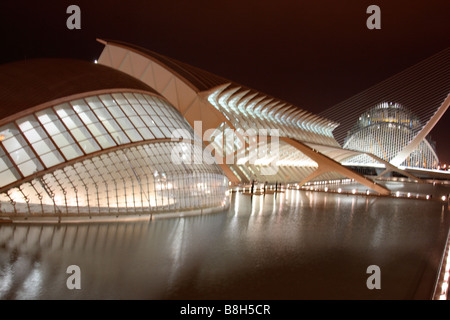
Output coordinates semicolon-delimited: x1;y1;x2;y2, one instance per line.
0;91;228;216
342;102;439;169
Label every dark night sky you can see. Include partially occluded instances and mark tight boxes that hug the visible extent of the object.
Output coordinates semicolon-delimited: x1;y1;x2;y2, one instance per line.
1;0;449;162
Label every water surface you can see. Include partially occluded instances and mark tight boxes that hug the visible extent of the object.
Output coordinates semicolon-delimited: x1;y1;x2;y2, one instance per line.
0;182;449;299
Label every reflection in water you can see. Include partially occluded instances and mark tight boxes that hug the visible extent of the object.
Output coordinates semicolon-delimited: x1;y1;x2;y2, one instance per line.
0;182;449;299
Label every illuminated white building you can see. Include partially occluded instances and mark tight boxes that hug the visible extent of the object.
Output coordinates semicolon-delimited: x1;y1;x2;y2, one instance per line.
95;39;391;196
0;59;228;220
320;47;450;173
0;42;448;221
343;102;439;169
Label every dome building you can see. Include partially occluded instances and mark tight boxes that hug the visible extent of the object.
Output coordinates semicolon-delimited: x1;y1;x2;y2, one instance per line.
343;102;439;169
0;59;229;221
320;47;450;172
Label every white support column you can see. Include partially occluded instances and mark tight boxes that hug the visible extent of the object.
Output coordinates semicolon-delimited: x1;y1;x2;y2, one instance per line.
281;137;391;195
390;94;450;166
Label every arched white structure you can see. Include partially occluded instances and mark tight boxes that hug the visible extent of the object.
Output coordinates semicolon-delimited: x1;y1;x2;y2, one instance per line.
97;39;392;194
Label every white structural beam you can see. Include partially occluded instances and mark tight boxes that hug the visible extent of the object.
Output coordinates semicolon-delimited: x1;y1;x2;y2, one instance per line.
281;137;391;195
390;94;450;166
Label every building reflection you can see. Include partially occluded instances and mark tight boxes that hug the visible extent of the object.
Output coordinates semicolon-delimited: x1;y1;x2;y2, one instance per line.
0;184;449;299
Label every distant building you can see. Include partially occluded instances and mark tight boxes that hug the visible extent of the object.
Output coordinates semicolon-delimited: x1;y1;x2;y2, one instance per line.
343;102;439;169
320;47;450;170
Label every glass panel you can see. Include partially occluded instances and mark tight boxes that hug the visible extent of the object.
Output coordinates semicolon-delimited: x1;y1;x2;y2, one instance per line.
85;96;104;110
108;106;126;119
160;116;174;128
71;99;91;113
0;123;23;152
124;129;143;142
0;169;18;188
40;151;64;168
35;109;55;124
0;155;9;173
137;127;155;140
116;117;135;130
71;127;93;142
152;116;166;128
123;92;139;105
9;147;31;164
160;127;173;138
60;145;83;160
86;123;108;138
169;118;181;128
119;103;138;117
59;115;78;130
77;109;97;125
91;107;112;121
144;103;157;116
79;138;99;154
144;115;157;127
109;130;130;145
91;109;130;145
52;132;73;148
133;93;149;105
22;127;44;144
98;94;116;107
160;105;174;118
150;127;165;139
95;135;116;149
32;139;52;154
0;147;21;185
55;106;98;148
130;103;146;116
2;136;23;153
111;93;128;105
129;116;145;128
54;103;75;118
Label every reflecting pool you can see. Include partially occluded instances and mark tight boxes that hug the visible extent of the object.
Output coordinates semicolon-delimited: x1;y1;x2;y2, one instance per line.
0;181;449;299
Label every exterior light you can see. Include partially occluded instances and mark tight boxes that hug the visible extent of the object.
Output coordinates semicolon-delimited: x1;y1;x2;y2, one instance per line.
426;195;431;200
396;191;400;197
0;134;4;142
352;189;356;194
442;195;447;202
324;187;328;192
407;192;411;197
337;188;342;193
94;59;98;64
366;190;370;195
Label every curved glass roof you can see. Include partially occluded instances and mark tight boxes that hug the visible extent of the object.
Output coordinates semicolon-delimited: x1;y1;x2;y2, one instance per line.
0;58;157;122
